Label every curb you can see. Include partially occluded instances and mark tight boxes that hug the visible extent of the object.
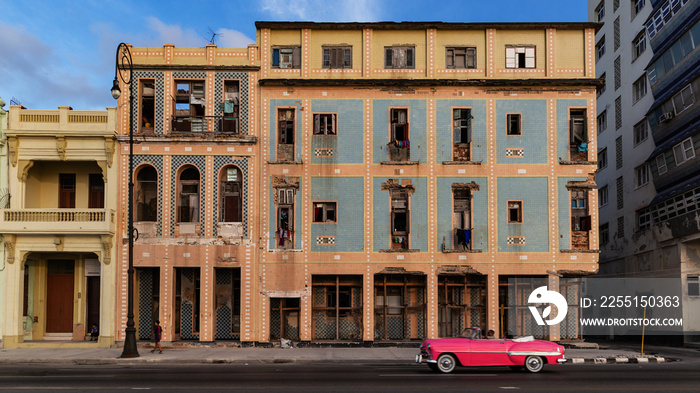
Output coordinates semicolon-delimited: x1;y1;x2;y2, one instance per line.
564;356;671;364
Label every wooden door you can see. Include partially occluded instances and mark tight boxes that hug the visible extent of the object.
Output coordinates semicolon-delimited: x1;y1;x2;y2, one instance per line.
86;276;100;330
46;261;74;333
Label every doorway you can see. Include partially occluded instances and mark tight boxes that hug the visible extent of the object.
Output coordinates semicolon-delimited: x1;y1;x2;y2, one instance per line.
46;260;74;333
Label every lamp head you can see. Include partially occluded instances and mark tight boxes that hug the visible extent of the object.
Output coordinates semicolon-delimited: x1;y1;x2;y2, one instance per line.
111;78;121;100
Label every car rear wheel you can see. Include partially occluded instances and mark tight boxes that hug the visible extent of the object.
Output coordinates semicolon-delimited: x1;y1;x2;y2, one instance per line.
524;356;544;373
436;354;457;373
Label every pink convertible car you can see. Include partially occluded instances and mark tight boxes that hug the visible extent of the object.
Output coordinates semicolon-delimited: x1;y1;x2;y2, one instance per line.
416;332;566;373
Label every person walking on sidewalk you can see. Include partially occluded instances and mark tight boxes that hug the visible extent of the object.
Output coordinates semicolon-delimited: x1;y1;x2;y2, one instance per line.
151;320;163;354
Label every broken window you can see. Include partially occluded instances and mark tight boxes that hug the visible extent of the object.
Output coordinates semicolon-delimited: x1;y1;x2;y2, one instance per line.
437;275;486;338
313;202;336;223
391;188;410;249
570;189;591;250
452;108;472;161
312;275;363;340
272;47;301;69
139;79;155;133
270;298;300;340
221;80;239;133
570;109;588;161
173;80;205;132
506;113;521;136
59;173;76;209
178;166;200;223
322;47;352;69
374;274;426;340
277;108;295;161
505;46;535;69
389;108;410;161
313;113;337;135
453;189;472;250
446;47;476;69
136;165;158;222
88;173;104;209
507;201;522;223
384;46;415;69
220;166;242;223
276;188;295;249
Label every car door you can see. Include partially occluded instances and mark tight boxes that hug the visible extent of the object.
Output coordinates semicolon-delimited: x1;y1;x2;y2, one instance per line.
471;339;511;366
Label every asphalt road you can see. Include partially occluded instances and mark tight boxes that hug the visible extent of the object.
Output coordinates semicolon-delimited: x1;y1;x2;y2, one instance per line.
0;361;698;392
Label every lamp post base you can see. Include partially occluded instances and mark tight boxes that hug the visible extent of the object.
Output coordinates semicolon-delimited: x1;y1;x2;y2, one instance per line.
120;327;140;358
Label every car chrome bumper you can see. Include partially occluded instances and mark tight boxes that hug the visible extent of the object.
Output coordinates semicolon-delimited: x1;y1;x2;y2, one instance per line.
415;354;436;364
557;357;567;364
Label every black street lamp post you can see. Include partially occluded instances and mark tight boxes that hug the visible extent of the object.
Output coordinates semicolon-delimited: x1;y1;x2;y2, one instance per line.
111;42;139;358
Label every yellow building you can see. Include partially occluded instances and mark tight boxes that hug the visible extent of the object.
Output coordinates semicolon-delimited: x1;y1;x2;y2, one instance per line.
0;106;118;347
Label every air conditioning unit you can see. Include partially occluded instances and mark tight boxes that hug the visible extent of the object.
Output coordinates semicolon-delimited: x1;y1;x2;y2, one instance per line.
659;112;674;123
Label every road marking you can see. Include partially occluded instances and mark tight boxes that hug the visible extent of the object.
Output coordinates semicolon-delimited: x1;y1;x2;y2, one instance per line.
380;374;497;377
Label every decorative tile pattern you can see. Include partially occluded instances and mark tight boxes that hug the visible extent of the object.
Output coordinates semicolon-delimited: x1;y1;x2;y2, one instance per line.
507;236;526;246
170;156;206;236
214;72;250;134
212;156;249;238
314;148;333;157
505;148;524;157
316;236;335;245
133;155;164;236
138;269;154;340
132;71;165;135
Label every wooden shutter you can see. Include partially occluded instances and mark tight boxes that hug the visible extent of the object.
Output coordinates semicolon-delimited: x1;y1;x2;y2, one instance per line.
505;47;516;68
466;48;476;68
525;47;535;68
385;48;393;68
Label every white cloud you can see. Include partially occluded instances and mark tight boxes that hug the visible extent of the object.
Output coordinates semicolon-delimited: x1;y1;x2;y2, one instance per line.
215;28;255;48
259;0;382;22
145;17;204;47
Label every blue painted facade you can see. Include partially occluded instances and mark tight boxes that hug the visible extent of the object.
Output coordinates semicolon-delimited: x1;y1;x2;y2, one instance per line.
496;100;548;164
435;177;489;251
372;177;428;251
310;100;364;164
497;177;549;252
310;176;364;252
435;100;488;163
372;100;427;163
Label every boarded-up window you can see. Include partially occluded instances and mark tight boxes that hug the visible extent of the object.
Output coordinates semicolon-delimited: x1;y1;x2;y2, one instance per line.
384;46;415;69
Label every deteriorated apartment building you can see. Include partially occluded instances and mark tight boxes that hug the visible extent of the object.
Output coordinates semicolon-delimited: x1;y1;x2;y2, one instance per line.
0;20;602;348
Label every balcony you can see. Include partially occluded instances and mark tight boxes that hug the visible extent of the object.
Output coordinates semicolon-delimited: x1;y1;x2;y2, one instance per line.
0;209;115;235
171;115;240;134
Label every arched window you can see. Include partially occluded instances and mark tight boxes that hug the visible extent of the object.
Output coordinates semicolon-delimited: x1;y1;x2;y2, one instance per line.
178;166;200;223
219;166;242;222
135;166;158;222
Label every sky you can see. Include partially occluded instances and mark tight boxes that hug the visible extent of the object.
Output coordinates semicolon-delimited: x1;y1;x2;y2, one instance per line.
0;0;588;111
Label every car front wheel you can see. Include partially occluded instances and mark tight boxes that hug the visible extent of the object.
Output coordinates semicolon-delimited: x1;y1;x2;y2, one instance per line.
436;354;457;373
524;356;544;373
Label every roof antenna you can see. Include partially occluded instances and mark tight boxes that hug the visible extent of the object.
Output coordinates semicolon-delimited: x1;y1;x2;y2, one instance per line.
207;27;218;45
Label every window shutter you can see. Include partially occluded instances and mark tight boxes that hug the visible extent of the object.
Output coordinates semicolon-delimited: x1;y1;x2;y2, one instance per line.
385;48;393;68
313;114;320;134
569;119;575;143
453;118;461;144
466;48;476;68
344;48;352;68
334;48;344;68
406;48;414;68
505;47;516;68
272;48;280;67
322;48;330;68
446;49;454;68
292;47;301;69
279;120;287;144
525;47;535;68
467;110;472;142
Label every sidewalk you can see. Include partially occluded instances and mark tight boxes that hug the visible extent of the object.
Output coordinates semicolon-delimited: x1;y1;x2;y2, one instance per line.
0;342;677;366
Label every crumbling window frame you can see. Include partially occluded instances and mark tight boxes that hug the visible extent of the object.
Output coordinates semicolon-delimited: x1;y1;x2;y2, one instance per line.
219;165;243;223
271;46;301;69
445;47;476;69
452;107;472;162
384;46;415;69
276;187;296;249
312;275;363;341
139;78;155;133
390;188;410;250
322;46;352;69
452;188;472;250
177;166;200;223
569;108;588;161
173;79;206;132
506;113;522;136
312;201;337;223
277;108;296;162
221;79;240;133
135;165;158;222
390;108;409;143
374;274;427;341
507;200;523;224
505;45;536;69
313;113;337;135
437;274;486;338
270;298;300;340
